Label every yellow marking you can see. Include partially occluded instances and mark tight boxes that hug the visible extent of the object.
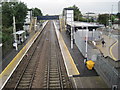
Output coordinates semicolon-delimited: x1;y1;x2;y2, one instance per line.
59;19;79;74
0;32;39;77
61;37;80;75
54;21;80;76
110;39;118;61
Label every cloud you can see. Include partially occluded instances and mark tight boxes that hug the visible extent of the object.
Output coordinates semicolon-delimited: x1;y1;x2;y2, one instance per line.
20;0;118;15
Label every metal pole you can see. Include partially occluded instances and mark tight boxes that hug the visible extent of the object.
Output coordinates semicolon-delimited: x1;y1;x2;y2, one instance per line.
13;16;18;51
71;14;73;49
85;27;88;60
93;29;95;40
13;16;17;42
111;5;113;29
71;24;73;49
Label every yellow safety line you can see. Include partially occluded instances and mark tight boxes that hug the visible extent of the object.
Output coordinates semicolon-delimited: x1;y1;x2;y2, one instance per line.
59;19;79;74
110;39;118;61
61;38;80;75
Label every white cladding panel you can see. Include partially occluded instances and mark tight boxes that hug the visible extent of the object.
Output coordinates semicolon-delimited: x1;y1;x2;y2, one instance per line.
66;14;73;18
74;30;101;60
66;10;73;14
119;1;120;13
65;9;74;22
66;18;74;22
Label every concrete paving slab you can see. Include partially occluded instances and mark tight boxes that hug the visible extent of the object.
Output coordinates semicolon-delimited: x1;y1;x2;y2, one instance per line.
72;76;108;88
95;35;118;61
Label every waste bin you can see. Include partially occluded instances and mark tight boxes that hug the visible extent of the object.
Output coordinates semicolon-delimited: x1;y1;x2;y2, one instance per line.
86;60;95;70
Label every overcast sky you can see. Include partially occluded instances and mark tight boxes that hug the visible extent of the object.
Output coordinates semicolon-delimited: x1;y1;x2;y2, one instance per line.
20;0;119;15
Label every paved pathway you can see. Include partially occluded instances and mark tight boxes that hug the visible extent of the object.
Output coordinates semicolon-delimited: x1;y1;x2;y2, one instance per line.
95;35;118;61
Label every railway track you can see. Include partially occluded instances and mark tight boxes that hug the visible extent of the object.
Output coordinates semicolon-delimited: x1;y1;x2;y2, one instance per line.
13;23;50;89
3;21;72;89
43;22;68;89
3;21;49;89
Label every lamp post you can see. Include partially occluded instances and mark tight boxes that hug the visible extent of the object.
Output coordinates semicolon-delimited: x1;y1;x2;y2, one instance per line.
12;4;18;51
84;26;88;64
13;16;17;42
71;14;73;49
108;5;113;37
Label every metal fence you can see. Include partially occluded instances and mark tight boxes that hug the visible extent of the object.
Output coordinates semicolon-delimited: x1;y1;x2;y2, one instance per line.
94;55;120;88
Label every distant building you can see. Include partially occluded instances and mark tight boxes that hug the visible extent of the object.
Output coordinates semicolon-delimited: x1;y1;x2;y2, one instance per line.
23;10;32;31
25;11;32;24
118;1;120;13
1;0;18;2
82;13;98;22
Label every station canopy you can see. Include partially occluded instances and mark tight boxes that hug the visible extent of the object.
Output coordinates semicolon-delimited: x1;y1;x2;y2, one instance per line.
13;30;25;35
67;21;104;28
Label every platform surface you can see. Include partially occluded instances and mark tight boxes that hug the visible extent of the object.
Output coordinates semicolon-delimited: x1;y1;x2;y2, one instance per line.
54;21;80;77
96;35;119;61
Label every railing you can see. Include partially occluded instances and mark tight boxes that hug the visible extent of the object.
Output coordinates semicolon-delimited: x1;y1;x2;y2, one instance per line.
94;55;120;88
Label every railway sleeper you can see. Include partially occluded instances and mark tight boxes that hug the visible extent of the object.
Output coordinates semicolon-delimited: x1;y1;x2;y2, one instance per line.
50;68;58;70
21;77;31;81
50;65;58;67
49;71;58;73
49;78;59;81
20;80;30;83
50;67;58;69
17;85;29;88
50;73;59;76
24;72;33;74
25;69;33;72
22;75;32;78
49;83;61;88
49;81;60;84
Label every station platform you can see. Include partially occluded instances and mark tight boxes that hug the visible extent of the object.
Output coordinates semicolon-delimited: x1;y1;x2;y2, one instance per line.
56;20;108;88
0;21;48;89
95;35;118;61
1;20;109;89
53;21;79;76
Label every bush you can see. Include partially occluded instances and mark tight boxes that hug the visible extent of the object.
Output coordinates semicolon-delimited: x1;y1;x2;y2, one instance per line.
2;27;14;58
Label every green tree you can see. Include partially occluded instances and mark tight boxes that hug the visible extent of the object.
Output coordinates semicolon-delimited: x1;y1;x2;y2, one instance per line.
2;2;28;57
2;2;13;28
98;14;109;26
32;8;42;17
69;5;82;21
117;13;120;23
13;2;28;30
117;13;120;19
2;2;28;30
